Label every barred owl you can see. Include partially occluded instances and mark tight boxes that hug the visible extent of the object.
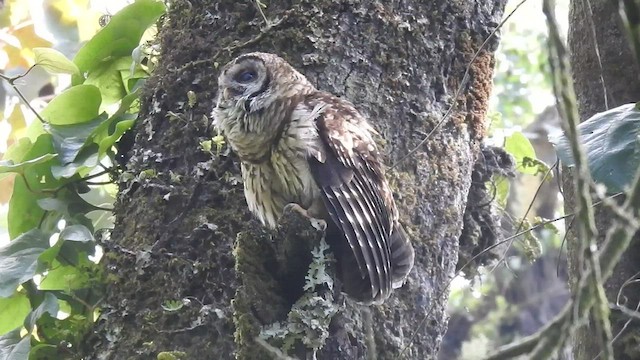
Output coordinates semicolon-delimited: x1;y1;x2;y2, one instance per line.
213;52;414;304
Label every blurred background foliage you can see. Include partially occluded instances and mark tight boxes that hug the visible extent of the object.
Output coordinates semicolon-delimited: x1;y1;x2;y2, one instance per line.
0;0;572;359
0;0;161;357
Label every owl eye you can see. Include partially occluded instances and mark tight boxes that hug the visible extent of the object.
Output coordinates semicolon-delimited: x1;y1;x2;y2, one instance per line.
236;69;257;83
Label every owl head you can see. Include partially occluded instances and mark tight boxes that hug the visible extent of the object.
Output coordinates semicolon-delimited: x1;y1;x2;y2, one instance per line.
215;52;314;114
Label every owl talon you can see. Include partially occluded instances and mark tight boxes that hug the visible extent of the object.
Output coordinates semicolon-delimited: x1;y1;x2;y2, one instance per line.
284;203;308;217
284;203;327;231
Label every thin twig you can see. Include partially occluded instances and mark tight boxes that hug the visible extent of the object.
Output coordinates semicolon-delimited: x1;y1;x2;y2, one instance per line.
490;161;557;273
583;0;609;109
618;0;640;66
0;65;47;124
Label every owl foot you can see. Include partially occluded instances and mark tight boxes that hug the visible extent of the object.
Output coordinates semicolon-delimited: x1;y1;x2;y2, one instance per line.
283;203;327;231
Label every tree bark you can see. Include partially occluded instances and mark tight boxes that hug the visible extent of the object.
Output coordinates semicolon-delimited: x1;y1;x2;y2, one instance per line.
567;0;640;358
81;1;506;359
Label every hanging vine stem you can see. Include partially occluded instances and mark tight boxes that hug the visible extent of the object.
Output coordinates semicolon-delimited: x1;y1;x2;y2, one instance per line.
618;0;640;69
583;0;610;110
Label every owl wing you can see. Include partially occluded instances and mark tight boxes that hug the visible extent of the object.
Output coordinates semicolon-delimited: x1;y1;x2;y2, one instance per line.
304;93;394;302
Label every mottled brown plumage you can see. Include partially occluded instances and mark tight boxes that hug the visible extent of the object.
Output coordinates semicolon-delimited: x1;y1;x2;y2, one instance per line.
213;52;414;304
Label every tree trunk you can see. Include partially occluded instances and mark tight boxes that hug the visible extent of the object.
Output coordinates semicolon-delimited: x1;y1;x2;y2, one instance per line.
567;0;640;358
81;1;506;358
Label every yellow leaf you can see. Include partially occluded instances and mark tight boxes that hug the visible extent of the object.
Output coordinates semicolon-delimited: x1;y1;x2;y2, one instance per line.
33;47;80;75
77;11;102;41
6;104;27;141
50;0;90;25
4;24;52;68
46;0;101;41
0;174;16;203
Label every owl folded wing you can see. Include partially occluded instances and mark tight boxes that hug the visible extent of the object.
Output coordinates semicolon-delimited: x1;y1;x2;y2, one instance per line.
304;93;394;301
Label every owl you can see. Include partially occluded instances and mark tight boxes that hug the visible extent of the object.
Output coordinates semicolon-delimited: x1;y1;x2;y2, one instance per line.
213;52;414;304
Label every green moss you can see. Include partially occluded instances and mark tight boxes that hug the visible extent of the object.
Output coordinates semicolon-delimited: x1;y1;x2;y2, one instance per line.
233;228;289;360
157;351;187;360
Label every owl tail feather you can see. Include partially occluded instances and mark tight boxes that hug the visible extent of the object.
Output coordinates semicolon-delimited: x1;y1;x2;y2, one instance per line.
326;222;414;305
390;223;414;289
324;224;375;304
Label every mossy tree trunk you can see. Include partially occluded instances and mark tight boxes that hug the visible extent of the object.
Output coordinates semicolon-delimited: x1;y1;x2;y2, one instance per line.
567;0;640;358
81;1;506;359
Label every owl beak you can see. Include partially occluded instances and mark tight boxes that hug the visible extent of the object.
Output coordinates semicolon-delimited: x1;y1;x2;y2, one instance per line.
223;88;231;100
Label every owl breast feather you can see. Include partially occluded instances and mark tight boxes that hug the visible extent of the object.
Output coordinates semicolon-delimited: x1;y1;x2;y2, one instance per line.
240;104;323;228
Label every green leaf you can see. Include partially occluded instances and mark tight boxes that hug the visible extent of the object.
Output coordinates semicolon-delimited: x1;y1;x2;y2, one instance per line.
100;117;137;156
504;132;540;175
494;175;511;208
28;343;58;359
0;328;31;360
0;230;50;297
161;299;184;312
41;85;102;125
200;140;212;153
73;0;166;75
2;138;34;163
35;312;94;348
0;154;57;175
37;189;98;220
9;176;47;240
521;156;551;176
24;293;58;331
37;241;64;271
59;225;94;243
51;145;100;179
7;135;66;239
91;92;139;156
46;114;108;165
33;47;80;75
39;263;91;291
0;294;31;335
84;57;132;105
57;242;96;268
45;112;109;179
36;198;67;213
550;103;640;193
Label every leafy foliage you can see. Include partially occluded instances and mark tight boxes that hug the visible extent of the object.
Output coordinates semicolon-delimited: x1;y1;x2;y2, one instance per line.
551;103;640;193
504;131;550;176
492;131;550;209
0;0;166;357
